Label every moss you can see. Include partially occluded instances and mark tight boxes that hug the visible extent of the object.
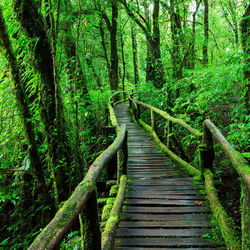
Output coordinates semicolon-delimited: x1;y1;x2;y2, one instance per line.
101;198;116;222
204;169;240;249
109;185;118;197
241;183;250;249
107;102;118;127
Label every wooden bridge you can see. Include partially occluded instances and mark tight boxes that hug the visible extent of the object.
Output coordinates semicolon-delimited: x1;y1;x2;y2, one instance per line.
113;102;217;249
28;90;249;249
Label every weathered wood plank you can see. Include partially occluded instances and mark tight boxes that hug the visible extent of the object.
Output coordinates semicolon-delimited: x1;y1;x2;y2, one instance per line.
127;189;199;195
127;180;201;185
128;185;199;190
115;237;215;246
118;221;211;228
123;206;208;213
116;228;210;237
114;248;218;250
126;193;204;200
121;213;209;221
125;199;202;206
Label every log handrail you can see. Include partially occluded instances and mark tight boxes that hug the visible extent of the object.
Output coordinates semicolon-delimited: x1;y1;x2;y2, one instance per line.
109;89;134;106
29;124;128;249
129;93;250;249
136;101;202;137
204;119;250;190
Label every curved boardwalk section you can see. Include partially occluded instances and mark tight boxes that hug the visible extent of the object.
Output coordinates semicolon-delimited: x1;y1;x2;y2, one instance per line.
113;102;220;249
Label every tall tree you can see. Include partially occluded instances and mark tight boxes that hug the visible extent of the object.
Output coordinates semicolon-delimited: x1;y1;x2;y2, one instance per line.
131;22;139;86
189;0;202;69
203;0;209;65
0;4;50;221
240;4;250;114
98;0;120;91
220;0;239;46
14;0;74;204
170;0;183;81
120;0;166;89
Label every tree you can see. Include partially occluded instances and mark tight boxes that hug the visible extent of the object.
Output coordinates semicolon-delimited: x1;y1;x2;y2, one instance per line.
131;21;139;86
203;0;209;65
14;0;74;204
98;0;120;91
120;0;166;89
0;3;51;224
240;4;250;114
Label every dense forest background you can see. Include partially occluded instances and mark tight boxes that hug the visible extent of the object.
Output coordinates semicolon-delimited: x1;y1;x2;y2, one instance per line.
0;0;249;248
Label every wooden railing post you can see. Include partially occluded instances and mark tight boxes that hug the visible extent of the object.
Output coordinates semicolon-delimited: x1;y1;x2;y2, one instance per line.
242;184;250;249
151;109;155;132
117;130;128;184
122;129;128;175
136;104;140;120
108;154;117;180
167;120;172;148
199;123;215;177
80;189;101;250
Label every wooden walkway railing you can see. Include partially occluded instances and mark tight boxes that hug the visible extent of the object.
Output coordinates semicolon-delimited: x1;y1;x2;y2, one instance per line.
128;92;250;250
28;90;134;249
28;89;249;249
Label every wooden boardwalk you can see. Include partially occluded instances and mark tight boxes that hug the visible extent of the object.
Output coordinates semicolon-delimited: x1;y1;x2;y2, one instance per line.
113;102;219;249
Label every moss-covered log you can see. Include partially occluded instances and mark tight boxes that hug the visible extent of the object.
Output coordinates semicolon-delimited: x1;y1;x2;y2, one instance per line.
137;118;201;178
241;184;250;249
107;102;119;127
204;169;240;249
136;101;202;137
152;131;201;178
29;124;127;249
109;89;133;107
203;119;250;249
81;190;101;250
102;175;127;250
29;182;93;249
204;119;250;189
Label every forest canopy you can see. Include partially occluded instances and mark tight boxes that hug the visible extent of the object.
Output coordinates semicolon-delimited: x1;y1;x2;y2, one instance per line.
0;0;249;248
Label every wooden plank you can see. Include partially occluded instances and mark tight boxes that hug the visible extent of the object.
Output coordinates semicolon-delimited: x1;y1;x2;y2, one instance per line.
129;171;176;174
128;168;172;171
130;173;181;178
128;185;199;190
125;199;201;206
127;180;201;185
128;169;173;172
126;193;204;200
128;163;171;167
124;206;208;213
126;190;199;195
121;213;209;221
116;228;210;237
118;221;211;228
115;238;215;246
114;247;218;250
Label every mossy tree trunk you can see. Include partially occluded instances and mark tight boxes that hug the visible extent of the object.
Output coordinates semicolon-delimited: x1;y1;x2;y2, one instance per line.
203;0;209;65
170;0;183;84
99;1;119;91
0;5;51;221
240;4;250;115
131;22;139;86
110;0;119;91
121;0;165;89
189;0;201;69
14;0;74;203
